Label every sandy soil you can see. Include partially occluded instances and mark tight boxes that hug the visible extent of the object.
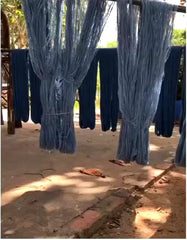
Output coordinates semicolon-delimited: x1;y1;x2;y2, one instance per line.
93;168;186;239
1;122;185;238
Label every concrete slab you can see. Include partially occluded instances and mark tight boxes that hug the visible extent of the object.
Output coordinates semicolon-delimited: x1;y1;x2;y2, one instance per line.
1;122;180;238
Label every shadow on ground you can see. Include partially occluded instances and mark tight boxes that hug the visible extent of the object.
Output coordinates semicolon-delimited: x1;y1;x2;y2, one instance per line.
93;168;186;239
1;123;182;238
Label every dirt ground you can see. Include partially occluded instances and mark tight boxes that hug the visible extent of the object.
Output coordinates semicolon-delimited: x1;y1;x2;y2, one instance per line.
93;168;186;239
1;121;185;238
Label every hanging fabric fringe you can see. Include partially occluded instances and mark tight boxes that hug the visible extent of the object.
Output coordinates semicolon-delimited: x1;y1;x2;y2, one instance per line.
98;48;119;132
78;52;98;130
179;47;186;134
175;99;182;122
22;0;113;153
28;56;43;124
175;47;186;167
154;46;183;137
11;49;29;122
117;0;175;164
175;119;186;167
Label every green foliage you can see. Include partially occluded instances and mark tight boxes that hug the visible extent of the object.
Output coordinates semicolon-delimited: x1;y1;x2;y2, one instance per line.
1;0;28;49
107;41;117;48
171;29;186;46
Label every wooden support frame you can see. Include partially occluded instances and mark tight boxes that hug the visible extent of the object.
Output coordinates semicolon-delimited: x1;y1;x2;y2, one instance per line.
1;11;15;134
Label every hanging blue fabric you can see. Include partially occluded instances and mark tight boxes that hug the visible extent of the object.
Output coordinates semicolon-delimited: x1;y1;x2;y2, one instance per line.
175;118;186;167
78;52;98;130
175;100;182;122
98;48;119;132
175;47;186;167
154;46;183;137
28;56;42;124
11;49;29;122
179;47;186;134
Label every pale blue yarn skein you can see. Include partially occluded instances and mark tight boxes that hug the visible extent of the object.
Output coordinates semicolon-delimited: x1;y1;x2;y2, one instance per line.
117;0;176;164
22;0;113;153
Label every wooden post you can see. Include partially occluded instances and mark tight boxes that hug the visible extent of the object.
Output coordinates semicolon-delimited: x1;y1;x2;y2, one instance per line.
1;109;4;125
1;11;15;134
7;51;15;134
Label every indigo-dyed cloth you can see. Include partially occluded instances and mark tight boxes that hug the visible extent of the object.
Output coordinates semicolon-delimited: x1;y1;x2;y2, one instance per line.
175;118;186;167
179;47;186;134
155;46;183;137
28;57;42;124
78;53;98;130
11;49;29;122
175;47;186;167
175;100;182;122
98;48;119;131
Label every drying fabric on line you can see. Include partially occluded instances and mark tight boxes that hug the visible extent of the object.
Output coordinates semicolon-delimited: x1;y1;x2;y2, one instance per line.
175;119;186;167
154;46;183;137
98;48;119;132
28;55;43;124
22;0;113;153
175;47;186;167
175;100;182;122
179;47;186;134
78;52;98;130
117;0;175;164
11;49;29;122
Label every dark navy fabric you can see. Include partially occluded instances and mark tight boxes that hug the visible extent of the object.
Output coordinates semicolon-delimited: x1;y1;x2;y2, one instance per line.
179;47;186;134
154;46;183;137
98;48;119;132
11;49;29;122
78;53;98;130
175;47;185;167
28;57;42;124
175;100;182;122
175;118;186;167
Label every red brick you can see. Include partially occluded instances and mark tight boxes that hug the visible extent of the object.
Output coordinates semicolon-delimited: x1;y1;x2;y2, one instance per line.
70;210;101;231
